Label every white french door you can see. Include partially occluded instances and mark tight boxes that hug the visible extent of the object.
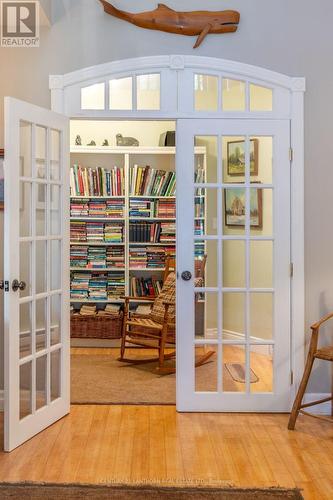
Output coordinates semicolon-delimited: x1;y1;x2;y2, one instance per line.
4;97;70;451
176;119;291;412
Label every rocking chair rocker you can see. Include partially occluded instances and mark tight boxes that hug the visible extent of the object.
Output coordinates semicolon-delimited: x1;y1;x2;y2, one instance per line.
119;256;214;373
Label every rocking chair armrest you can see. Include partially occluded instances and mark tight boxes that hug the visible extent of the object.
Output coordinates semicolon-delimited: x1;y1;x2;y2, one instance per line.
310;312;333;332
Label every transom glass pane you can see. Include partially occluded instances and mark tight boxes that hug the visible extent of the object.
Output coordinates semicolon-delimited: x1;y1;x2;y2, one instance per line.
194;74;218;111
250;84;273;111
81;83;105;110
136;74;160;110
109;76;132;110
222;79;246;111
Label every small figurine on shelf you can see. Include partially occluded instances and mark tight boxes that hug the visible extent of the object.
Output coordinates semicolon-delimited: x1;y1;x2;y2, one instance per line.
116;134;139;147
87;140;96;146
75;135;82;146
102;139;109;146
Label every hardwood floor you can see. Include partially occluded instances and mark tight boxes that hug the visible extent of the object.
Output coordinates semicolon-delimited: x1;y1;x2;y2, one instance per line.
0;407;332;499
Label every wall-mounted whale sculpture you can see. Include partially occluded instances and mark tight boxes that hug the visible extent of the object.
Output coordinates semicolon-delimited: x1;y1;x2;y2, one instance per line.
99;1;240;48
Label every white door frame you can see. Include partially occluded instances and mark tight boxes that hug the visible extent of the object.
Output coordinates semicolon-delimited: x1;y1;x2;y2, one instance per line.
49;55;305;406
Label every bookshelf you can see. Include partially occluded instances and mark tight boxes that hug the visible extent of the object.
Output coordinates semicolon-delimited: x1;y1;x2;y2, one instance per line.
70;146;207;316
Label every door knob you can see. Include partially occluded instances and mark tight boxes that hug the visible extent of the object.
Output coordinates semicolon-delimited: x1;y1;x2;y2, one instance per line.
181;271;192;281
12;279;26;292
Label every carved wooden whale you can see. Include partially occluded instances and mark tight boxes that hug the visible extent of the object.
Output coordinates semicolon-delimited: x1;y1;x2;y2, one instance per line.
99;1;240;48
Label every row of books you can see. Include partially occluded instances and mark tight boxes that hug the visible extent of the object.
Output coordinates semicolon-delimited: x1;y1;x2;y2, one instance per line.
70;165;125;197
70;271;125;300
129;222;175;243
70;245;125;269
129;199;176;218
70;221;124;243
130;165;176;196
130;276;163;297
71;200;124;218
129;247;175;269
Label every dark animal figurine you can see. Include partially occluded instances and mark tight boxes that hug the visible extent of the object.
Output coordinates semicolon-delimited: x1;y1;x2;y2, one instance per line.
87;140;96;146
99;1;240;48
75;135;82;146
116;134;139;147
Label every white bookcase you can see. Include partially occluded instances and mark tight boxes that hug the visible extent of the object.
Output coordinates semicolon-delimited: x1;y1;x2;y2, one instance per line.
70;146;207;311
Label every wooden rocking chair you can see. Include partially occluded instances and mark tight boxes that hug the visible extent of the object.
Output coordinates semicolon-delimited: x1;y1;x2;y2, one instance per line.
119;256;214;373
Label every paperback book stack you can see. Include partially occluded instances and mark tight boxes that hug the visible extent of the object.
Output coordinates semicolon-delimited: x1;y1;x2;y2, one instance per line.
129;247;147;269
155;199;176;218
70;201;89;217
70;221;87;242
88;274;108;301
129;199;176;219
70;165;124;196
79;305;97;316
97;304;122;316
105;200;124;218
70;246;88;268
146;247;166;268
129;199;151;218
130;276;163;297
106;247;125;268
70;272;89;300
88;201;107;218
130;165;176;196
86;222;104;242
107;272;125;298
104;223;123;243
160;222;175;242
87;247;107;268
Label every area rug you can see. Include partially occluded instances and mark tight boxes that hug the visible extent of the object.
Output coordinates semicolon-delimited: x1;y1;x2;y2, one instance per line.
0;482;304;499
71;350;242;404
225;363;259;384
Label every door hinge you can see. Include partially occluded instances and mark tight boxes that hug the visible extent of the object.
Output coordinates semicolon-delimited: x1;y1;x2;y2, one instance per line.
289;148;293;162
290;263;294;278
0;280;9;292
290;370;294;385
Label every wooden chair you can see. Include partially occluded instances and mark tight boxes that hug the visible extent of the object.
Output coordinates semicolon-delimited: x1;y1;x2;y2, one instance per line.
119;255;214;373
288;312;333;430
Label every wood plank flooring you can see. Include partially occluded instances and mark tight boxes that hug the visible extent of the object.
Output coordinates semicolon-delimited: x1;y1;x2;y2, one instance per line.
0;407;332;499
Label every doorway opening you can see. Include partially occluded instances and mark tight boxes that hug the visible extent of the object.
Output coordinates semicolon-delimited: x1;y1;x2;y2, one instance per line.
69;119;179;404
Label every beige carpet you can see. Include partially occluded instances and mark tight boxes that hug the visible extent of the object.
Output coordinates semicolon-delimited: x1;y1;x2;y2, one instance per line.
71;349;258;404
0;482;304;499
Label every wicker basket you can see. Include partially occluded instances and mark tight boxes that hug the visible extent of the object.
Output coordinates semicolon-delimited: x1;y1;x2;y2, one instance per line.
70;312;123;339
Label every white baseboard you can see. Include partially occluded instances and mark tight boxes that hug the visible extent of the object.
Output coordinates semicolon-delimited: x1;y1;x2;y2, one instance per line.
302;393;332;415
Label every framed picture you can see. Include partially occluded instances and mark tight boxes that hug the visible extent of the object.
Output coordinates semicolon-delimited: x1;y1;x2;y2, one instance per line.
0;149;4;210
227;138;259;176
224;186;262;228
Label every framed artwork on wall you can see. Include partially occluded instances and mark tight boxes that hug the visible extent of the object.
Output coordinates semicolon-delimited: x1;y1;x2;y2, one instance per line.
0;149;4;210
227;138;259;176
224;186;262;228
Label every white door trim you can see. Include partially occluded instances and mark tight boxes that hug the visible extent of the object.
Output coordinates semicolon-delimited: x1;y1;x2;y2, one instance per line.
47;55;305;407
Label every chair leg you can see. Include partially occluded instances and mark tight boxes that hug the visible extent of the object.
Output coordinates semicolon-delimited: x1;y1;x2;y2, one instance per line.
288;353;315;430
